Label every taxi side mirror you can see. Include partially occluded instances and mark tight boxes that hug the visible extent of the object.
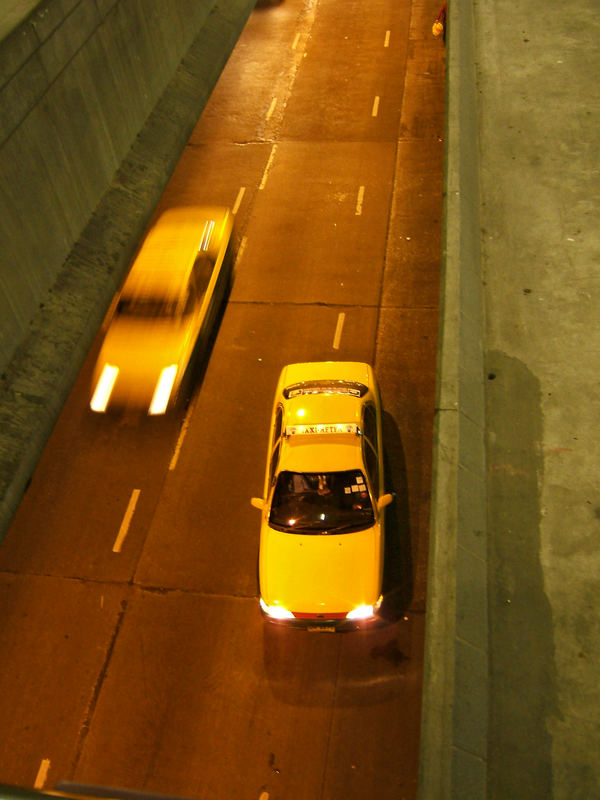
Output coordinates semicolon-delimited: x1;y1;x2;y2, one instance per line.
250;497;265;510
377;493;394;510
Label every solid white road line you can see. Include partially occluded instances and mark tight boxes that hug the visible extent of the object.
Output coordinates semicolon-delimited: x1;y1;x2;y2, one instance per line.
34;759;51;790
170;402;195;471
232;186;246;215
235;235;248;268
113;489;140;553
292;32;300;50
333;312;346;350
355;185;365;216
259;144;278;190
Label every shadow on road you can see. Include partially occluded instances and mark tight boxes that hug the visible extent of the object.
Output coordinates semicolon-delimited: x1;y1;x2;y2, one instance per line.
379;410;413;623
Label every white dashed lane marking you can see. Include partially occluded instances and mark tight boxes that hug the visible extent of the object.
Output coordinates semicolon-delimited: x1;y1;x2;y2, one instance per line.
355;185;365;215
266;97;278;121
34;759;51;790
333;312;346;350
113;489;140;553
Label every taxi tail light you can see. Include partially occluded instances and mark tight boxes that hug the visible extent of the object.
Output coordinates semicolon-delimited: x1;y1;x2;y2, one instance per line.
149;365;177;415
90;364;119;412
259;598;295;620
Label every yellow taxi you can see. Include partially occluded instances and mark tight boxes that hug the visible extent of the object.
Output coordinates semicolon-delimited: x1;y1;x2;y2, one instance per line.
90;206;233;414
251;361;393;629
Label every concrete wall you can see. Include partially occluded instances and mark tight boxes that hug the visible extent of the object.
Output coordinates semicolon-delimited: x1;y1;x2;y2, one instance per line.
418;1;489;798
0;0;229;372
0;0;255;537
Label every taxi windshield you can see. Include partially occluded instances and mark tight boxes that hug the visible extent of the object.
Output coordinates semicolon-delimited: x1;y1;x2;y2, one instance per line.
269;470;374;534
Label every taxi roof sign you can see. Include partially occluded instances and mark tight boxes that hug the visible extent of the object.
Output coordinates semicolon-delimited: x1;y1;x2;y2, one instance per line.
286;423;359;437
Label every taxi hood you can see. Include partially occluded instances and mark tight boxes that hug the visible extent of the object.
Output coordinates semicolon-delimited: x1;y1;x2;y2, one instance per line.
260;525;381;615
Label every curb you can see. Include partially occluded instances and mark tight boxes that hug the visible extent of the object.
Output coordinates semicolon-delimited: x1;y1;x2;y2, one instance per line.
418;1;489;797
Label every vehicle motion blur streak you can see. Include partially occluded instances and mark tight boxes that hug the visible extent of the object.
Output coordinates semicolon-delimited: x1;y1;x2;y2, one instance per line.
90;206;233;415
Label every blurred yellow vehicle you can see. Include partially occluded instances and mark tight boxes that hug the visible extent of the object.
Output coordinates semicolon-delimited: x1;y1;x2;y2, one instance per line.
90;206;233;414
251;362;393;629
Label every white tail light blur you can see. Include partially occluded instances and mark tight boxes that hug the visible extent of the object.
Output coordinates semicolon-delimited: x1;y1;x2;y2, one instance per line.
90;364;119;412
149;365;177;415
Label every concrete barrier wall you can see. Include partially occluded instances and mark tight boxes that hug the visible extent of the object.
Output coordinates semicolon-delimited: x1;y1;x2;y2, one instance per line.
418;1;489;798
0;0;255;537
0;0;225;373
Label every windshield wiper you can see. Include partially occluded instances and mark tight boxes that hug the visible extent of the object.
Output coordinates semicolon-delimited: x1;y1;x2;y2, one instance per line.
324;520;373;534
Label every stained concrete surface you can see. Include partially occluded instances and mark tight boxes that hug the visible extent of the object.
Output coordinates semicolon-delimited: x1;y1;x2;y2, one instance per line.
478;0;600;797
420;0;600;797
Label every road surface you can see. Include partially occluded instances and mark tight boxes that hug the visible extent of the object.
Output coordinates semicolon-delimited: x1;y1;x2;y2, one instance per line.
0;1;444;798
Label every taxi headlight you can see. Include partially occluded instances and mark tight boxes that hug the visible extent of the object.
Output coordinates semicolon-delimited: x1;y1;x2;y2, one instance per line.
149;364;177;415
346;596;383;621
90;364;119;412
259;598;295;620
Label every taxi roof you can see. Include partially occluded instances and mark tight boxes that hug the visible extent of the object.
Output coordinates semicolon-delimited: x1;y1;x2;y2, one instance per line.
121;206;225;301
279;436;364;474
273;361;376;475
283;392;363;430
280;391;365;474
